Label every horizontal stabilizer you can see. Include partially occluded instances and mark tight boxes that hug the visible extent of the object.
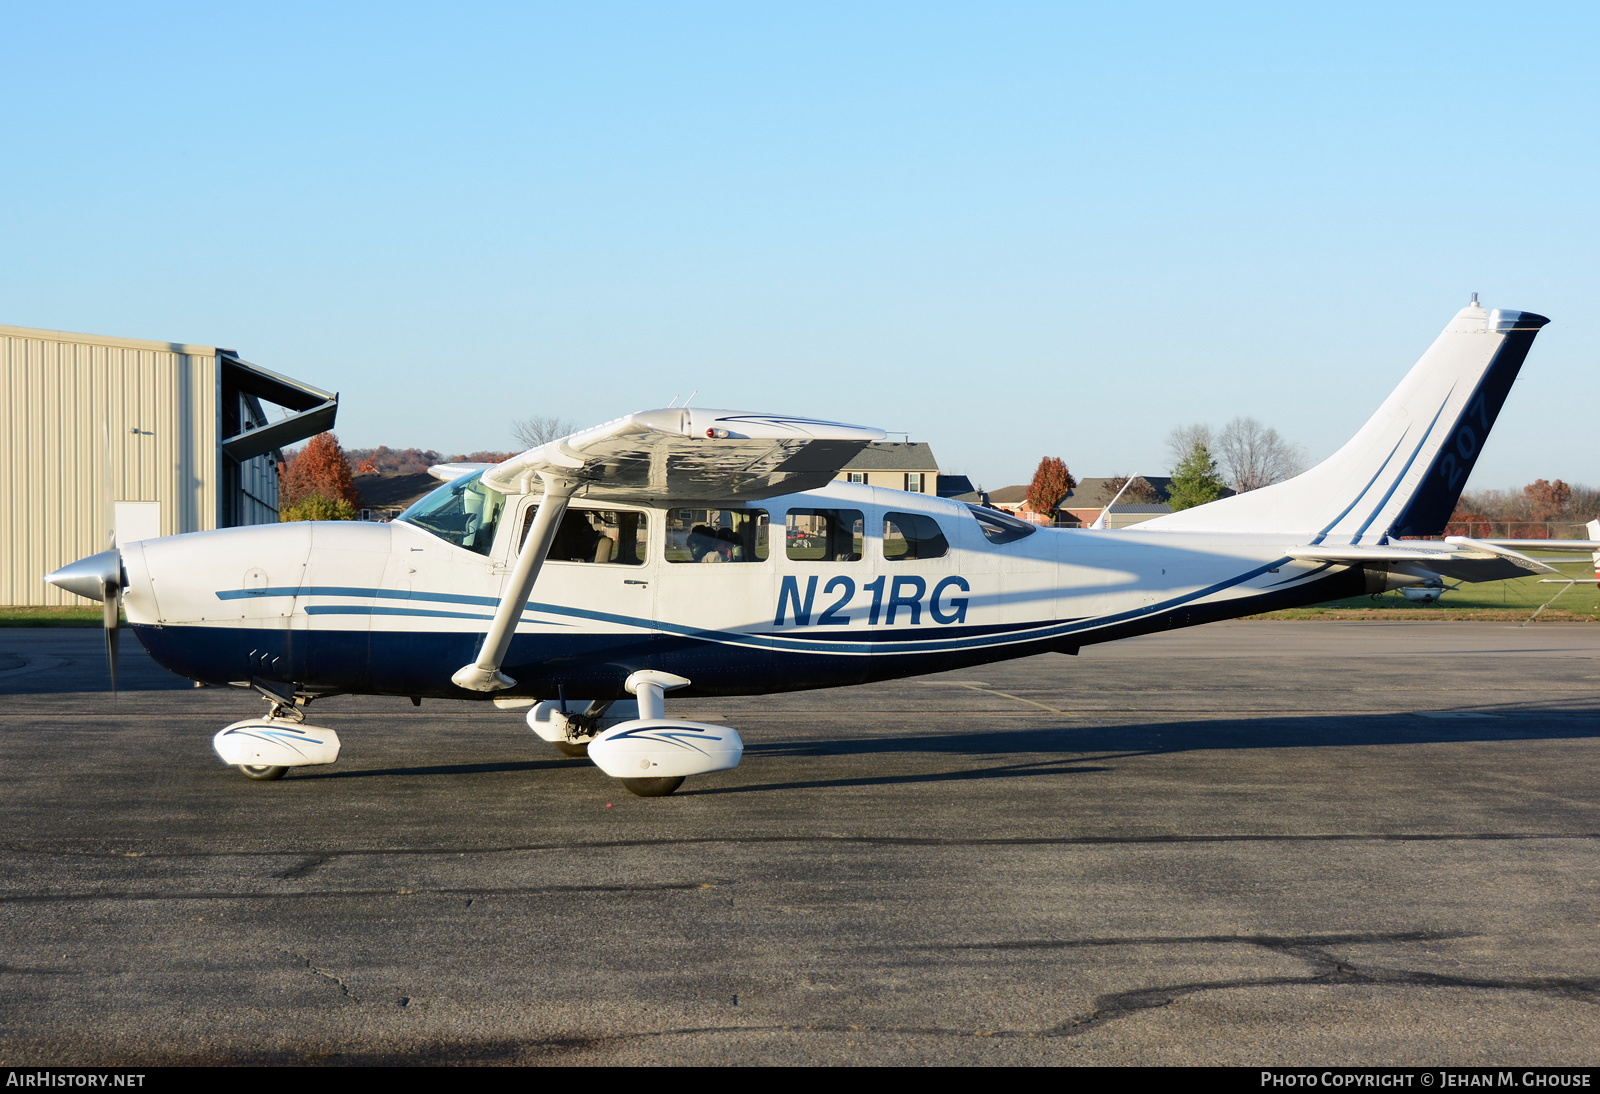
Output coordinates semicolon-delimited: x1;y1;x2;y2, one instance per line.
1465;539;1600;550
1289;539;1555;583
482;409;885;501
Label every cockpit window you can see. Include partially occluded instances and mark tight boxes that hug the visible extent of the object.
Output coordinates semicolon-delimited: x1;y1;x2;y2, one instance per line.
665;508;769;563
397;471;506;555
966;504;1037;544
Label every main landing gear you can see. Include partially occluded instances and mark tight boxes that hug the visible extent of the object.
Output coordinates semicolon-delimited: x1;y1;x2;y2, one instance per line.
523;671;744;797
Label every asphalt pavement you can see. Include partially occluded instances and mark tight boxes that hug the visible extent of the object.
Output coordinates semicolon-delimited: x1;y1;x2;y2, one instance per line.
1;621;1597;1065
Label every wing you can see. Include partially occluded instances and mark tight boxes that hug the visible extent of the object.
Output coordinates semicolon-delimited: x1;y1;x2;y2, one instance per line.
1288;538;1556;583
480;408;886;502
428;462;495;482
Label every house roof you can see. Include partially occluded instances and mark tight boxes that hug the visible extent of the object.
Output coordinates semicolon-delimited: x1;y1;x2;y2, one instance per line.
987;484;1030;505
840;441;939;472
1064;476;1174;505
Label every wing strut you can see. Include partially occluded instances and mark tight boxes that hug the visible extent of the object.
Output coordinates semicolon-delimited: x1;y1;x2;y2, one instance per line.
451;472;577;692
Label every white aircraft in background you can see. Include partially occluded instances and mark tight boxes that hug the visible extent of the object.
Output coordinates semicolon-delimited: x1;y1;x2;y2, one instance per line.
46;298;1590;797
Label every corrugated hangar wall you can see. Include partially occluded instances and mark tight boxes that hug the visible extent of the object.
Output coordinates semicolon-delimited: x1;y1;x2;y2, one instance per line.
2;326;221;606
3;323;338;607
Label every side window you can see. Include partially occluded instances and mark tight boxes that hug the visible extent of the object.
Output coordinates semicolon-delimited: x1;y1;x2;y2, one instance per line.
883;512;948;561
846;472;867;484
665;508;769;563
786;509;864;562
521;507;648;565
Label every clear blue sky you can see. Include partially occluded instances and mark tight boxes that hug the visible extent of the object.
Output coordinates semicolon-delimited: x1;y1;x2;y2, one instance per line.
4;3;1595;491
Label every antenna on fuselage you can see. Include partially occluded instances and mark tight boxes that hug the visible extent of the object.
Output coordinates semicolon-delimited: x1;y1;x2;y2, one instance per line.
1090;477;1137;530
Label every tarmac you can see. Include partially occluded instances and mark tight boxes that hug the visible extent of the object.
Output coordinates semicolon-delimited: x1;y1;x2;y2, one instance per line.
1;621;1597;1066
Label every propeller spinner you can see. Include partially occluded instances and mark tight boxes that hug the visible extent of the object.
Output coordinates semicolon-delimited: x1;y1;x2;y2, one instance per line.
43;548;124;694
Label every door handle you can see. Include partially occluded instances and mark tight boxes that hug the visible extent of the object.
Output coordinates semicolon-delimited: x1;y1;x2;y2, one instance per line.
624;580;649;586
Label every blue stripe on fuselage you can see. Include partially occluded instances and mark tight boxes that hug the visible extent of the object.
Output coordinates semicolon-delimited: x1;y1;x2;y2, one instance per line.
212;555;1297;658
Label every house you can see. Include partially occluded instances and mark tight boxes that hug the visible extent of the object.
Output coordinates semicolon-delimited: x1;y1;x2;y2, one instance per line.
986;484;1058;525
987;475;1206;529
834;442;940;495
1058;477;1174;528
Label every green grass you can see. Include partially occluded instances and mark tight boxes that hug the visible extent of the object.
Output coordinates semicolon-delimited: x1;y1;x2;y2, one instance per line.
0;606;125;627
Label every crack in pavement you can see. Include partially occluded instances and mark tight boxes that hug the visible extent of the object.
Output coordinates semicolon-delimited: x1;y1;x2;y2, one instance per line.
1047;931;1600;1037
276;856;329;880
284;950;359;1003
0;964;79;975
934;682;1074;715
94;930;1600;1062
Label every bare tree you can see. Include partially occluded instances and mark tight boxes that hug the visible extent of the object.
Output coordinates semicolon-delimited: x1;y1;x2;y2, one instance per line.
1214;417;1307;493
511;414;578;450
1166;424;1213;473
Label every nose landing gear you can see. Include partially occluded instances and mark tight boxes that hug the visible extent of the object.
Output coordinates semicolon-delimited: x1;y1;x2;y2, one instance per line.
213;680;341;780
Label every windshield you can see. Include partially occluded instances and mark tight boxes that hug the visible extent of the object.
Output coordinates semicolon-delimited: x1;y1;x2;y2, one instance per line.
966;503;1036;544
397;471;507;555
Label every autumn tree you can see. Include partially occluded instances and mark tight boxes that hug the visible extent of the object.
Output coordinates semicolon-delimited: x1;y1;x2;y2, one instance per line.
1447;506;1496;538
1524;478;1572;524
279;432;361;518
1025;457;1076;522
1167;441;1228;511
280;494;358;522
343;446;445;474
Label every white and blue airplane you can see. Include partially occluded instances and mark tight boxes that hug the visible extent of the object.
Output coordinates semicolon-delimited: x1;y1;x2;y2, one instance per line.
44;299;1579;796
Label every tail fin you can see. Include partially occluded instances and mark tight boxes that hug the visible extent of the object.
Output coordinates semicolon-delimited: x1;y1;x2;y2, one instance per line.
1139;300;1549;542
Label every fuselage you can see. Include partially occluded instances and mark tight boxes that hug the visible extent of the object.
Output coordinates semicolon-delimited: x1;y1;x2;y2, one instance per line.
122;480;1360;699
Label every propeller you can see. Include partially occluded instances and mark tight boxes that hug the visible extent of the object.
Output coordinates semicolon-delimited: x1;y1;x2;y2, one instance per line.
103;574;121;697
43;548;124;693
103;421;119;695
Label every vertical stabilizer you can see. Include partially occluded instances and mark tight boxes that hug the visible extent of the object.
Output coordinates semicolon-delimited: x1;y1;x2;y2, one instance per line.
1137;301;1549;542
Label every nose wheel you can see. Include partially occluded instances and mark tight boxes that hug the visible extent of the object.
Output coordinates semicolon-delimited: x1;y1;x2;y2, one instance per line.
238;764;288;781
